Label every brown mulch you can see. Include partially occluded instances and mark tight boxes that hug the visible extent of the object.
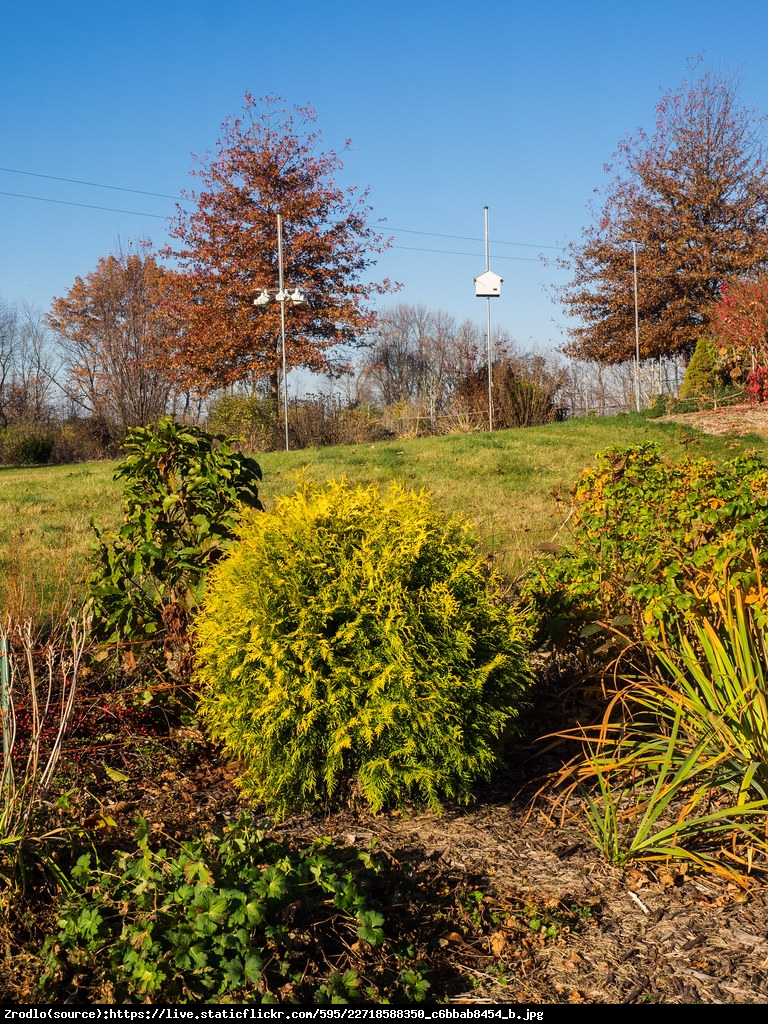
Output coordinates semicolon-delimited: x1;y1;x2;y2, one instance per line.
47;732;766;1007
661;401;768;438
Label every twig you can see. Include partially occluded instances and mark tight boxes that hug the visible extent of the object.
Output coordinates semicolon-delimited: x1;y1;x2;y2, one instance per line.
628;890;650;914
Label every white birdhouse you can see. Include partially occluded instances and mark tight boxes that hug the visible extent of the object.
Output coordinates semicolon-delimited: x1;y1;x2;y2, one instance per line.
474;270;503;297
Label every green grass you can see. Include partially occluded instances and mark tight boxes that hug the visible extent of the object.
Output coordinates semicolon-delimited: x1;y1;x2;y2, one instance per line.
256;415;768;580
2;414;766;620
0;462;122;622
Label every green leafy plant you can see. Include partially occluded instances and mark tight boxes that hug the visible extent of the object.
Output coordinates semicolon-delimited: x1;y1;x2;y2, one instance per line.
0;423;56;466
206;393;278;453
634;589;768;800
196;478;532;817
570;726;767;876
39;813;386;1004
88;417;263;650
523;900;591;941
523;443;768;649
645;393;669;419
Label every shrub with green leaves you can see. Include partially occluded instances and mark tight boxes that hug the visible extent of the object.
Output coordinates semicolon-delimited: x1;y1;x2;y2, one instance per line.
0;422;56;465
39;814;388;1003
88;417;263;645
195;479;531;816
206;393;278;452
523;443;768;649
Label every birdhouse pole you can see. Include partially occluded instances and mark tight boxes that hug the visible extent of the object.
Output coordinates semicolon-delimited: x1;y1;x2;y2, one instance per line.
473;208;503;432
484;207;492;431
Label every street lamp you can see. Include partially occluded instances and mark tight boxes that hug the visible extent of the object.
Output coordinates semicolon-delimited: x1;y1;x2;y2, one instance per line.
253;213;306;451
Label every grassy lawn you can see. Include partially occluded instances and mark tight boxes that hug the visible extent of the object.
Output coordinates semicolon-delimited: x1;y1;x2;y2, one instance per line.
0;461;122;621
257;414;768;578
2;413;766;619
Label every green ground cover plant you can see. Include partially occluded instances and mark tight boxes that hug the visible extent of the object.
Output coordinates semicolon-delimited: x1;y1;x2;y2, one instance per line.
39;813;400;1004
196;478;532;816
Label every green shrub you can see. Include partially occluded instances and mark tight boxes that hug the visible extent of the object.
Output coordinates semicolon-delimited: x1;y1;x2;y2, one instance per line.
645;394;668;419
522;443;768;649
453;361;558;430
195;479;532;817
206;393;278;452
39;814;389;1003
88;417;263;648
48;417;117;462
499;378;557;428
0;423;56;465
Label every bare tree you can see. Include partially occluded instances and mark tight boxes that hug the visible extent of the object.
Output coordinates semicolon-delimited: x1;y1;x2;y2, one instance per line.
364;304;483;433
0;300;18;428
0;299;59;427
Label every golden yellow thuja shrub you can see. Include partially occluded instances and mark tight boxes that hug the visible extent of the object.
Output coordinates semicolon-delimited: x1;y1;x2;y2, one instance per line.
195;479;532;817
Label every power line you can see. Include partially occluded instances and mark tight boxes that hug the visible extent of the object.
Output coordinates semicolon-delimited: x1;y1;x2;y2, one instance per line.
0;190;168;218
386;226;562;251
0;190;554;259
391;244;542;263
0;165;187;203
0;165;562;251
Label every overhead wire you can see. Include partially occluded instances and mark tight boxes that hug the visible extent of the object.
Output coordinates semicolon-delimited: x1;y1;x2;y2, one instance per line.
0;190;168;219
0;165;564;259
0;165;186;202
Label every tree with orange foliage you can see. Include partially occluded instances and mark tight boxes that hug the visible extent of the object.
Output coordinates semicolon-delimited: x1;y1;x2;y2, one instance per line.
47;246;179;436
165;95;396;397
560;66;768;365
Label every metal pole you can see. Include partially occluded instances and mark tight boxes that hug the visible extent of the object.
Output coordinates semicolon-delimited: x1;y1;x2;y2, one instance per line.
485;206;493;432
633;240;641;413
277;213;289;452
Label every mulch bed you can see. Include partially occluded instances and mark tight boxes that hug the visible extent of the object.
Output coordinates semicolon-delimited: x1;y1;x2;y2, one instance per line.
22;728;764;1007
661;402;768;438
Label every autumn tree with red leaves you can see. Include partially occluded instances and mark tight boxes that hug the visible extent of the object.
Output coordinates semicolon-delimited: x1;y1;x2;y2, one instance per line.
560;66;768;364
710;273;768;400
165;95;395;396
47;246;179;436
711;274;768;367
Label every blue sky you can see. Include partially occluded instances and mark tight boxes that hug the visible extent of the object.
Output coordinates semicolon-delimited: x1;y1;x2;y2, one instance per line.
3;0;768;355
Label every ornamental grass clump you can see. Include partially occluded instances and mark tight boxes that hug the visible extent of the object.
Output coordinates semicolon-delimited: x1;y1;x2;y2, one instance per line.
195;479;532;817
